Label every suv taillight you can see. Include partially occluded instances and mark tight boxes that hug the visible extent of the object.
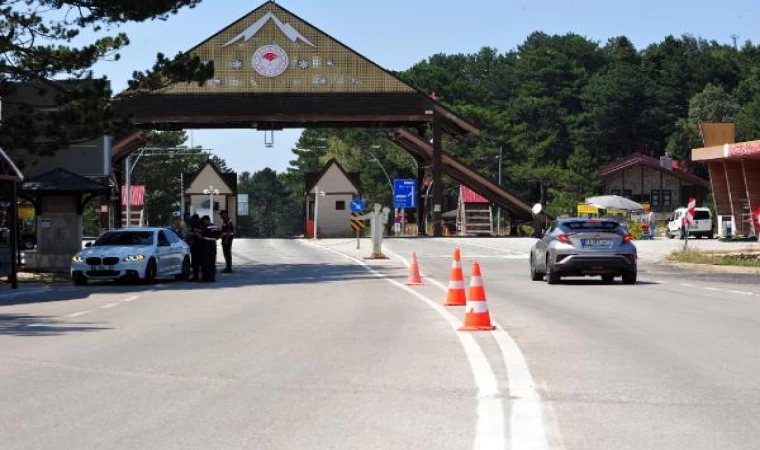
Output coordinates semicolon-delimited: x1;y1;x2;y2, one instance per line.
558;234;571;244
622;234;633;243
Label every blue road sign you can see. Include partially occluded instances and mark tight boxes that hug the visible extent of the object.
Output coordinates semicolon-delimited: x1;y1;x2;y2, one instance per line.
350;198;366;213
393;179;417;209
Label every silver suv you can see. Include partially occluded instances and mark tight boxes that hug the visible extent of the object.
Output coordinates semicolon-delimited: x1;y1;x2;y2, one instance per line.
530;218;637;284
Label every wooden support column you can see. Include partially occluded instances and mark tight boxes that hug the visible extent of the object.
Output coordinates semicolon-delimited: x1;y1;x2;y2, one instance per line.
416;160;426;236
432;115;443;237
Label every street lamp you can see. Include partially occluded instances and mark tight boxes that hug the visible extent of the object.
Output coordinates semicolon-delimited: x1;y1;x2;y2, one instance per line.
313;185;326;240
203;186;219;220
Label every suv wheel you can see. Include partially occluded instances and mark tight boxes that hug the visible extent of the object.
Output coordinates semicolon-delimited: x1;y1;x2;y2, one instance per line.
530;255;543;281
622;271;637;285
601;274;615;283
546;255;560;285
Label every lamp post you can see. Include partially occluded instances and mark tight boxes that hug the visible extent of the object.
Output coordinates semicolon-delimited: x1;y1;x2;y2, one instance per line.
203;186;219;221
313;185;326;240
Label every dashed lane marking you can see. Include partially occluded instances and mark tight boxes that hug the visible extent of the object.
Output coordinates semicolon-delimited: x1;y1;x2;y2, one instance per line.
728;290;753;295
122;296;140;302
64;311;90;318
101;303;119;309
306;241;507;450
385;247;551;450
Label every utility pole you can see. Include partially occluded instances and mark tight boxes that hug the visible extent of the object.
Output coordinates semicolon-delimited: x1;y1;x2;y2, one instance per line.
496;146;503;236
731;34;740;50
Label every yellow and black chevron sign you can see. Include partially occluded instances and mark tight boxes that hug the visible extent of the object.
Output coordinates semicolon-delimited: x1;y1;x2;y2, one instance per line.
350;212;366;231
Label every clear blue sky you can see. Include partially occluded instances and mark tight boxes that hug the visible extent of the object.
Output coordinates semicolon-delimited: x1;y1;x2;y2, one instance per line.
92;0;760;175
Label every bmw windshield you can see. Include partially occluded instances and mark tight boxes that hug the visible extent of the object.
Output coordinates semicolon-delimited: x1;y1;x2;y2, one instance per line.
93;231;154;247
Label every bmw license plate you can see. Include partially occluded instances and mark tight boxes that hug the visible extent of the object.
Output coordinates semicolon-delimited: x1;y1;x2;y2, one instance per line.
582;239;612;248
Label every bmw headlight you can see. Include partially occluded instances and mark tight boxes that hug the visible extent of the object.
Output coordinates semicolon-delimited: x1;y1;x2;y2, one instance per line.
123;255;145;262
72;255;84;263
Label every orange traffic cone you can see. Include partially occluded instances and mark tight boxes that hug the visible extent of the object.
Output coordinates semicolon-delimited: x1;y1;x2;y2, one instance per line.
458;262;496;331
406;252;424;285
444;248;467;306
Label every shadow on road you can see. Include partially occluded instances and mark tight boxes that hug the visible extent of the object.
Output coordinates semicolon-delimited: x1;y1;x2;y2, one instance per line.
0;313;110;337
0;262;384;307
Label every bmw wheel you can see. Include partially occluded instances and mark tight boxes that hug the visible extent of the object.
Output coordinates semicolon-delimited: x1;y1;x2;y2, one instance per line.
175;257;191;281
143;259;157;284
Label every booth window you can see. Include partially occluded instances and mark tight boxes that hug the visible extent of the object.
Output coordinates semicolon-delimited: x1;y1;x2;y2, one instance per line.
662;190;672;206
651;190;660;206
335;200;345;210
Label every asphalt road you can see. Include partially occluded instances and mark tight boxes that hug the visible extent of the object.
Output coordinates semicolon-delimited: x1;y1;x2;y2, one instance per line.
2;237;760;449
382;237;760;450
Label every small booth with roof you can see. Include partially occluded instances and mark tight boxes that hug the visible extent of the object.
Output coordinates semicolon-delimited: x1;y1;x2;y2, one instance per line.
20;168;110;271
304;159;360;238
456;186;493;236
182;160;238;227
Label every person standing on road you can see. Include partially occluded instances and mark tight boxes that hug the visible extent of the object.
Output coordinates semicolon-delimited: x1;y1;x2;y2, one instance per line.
220;210;234;273
188;214;204;281
200;215;219;282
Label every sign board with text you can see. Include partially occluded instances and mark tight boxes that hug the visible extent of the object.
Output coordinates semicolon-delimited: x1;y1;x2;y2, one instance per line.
393;179;416;209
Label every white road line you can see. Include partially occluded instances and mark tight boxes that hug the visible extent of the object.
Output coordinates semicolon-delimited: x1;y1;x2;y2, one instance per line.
64;311;90;318
101;303;119;309
703;287;721;291
122;296;140;302
24;323;45;328
427;255;528;259
655;281;668;284
307;242;506;450
681;283;695;287
386;247;551;450
728;290;753;295
454;241;527;256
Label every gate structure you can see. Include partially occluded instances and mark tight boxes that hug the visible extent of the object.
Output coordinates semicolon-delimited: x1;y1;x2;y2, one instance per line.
114;1;537;235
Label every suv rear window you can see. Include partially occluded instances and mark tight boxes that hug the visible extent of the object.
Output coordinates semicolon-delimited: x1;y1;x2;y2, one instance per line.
694;210;710;220
562;221;619;231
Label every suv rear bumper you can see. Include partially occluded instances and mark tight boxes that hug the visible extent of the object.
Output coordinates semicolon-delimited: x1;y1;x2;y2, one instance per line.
553;254;636;276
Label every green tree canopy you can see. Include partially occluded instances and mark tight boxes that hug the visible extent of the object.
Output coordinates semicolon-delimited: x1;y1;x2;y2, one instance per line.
0;0;213;155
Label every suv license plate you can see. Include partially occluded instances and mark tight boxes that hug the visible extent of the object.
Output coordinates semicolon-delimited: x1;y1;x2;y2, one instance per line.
582;239;611;248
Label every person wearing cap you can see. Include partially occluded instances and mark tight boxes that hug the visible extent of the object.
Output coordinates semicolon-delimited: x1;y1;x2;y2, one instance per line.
219;210;235;273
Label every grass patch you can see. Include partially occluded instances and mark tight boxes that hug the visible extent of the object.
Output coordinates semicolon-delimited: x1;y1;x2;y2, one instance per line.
667;249;760;267
667;249;719;265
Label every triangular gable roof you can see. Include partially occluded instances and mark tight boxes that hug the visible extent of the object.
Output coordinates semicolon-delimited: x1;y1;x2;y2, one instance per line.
305;159;360;194
460;185;489;204
114;2;478;136
599;152;710;188
159;1;415;95
183;160;237;195
21;168;109;194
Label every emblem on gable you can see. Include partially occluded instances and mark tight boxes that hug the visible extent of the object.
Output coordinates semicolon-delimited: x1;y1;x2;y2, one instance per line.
252;44;289;77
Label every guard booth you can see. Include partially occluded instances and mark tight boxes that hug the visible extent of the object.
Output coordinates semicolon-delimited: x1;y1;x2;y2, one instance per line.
456;185;493;236
304;159;360;238
21;169;110;271
0;149;24;288
182;160;238;226
121;185;146;227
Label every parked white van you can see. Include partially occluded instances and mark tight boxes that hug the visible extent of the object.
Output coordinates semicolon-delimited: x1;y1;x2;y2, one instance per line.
667;207;713;239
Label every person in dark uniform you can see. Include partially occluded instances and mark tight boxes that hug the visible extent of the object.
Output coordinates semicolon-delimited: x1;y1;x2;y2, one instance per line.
188;214;203;281
219;210;234;273
200;215;219;282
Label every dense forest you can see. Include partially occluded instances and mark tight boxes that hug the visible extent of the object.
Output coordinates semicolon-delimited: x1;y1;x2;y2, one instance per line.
138;33;760;236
